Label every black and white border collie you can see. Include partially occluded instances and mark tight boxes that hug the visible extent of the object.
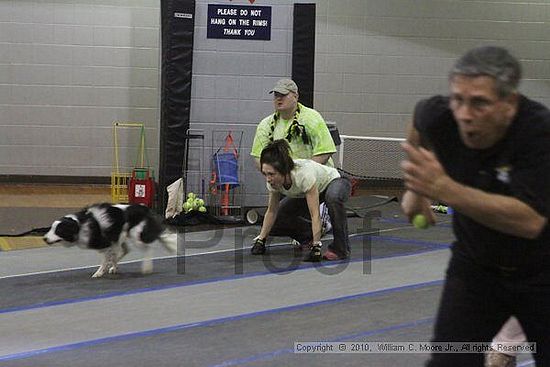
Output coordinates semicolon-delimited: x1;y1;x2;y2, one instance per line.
44;203;176;278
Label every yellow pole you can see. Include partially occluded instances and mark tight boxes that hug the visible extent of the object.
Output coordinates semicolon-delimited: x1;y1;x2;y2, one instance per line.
113;122;120;173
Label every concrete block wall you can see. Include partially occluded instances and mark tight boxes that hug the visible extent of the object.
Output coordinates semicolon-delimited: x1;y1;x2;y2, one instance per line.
314;0;550;138
0;0;161;177
2;0;549;208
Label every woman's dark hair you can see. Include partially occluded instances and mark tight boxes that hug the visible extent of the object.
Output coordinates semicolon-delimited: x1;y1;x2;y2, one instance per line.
260;139;295;175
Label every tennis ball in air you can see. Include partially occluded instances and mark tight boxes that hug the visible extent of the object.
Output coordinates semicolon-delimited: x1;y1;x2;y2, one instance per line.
412;214;429;229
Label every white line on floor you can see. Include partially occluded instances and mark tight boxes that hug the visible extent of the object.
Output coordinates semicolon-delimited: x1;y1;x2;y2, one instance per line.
0;225;448;280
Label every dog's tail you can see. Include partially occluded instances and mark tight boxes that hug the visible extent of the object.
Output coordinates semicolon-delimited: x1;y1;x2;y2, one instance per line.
159;232;177;254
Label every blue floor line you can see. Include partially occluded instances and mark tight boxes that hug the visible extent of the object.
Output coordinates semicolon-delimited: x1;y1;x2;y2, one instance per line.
0;279;444;362
208;317;436;367
378;217;453;228
370;235;450;249
0;237;450;315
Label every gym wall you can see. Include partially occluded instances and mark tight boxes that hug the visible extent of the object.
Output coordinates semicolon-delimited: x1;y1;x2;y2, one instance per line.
314;0;550;137
0;1;161;178
2;0;550;208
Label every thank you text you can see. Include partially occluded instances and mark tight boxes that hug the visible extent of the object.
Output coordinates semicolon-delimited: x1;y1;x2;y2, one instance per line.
207;4;271;40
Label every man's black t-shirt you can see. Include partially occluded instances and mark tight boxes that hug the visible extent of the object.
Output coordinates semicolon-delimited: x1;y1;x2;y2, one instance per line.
414;95;550;271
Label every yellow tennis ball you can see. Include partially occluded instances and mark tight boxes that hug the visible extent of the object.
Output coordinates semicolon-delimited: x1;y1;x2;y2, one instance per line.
413;214;429;229
182;201;192;212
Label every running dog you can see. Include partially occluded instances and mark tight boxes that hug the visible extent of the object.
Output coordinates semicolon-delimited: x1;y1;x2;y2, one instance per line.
44;203;176;278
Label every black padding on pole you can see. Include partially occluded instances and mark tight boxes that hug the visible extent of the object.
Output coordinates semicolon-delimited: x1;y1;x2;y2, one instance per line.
292;3;316;108
159;0;195;214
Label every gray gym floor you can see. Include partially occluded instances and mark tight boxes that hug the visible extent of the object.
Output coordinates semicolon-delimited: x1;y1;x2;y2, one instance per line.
0;202;536;366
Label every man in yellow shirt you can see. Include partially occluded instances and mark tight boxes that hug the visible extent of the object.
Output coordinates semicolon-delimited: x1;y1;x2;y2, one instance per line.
251;79;336;168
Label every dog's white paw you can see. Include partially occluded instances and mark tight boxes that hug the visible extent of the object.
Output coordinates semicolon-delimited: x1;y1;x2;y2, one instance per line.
108;265;118;274
141;260;153;275
92;269;105;278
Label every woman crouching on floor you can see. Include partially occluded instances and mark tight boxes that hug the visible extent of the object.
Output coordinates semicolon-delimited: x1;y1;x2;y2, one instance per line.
251;139;352;262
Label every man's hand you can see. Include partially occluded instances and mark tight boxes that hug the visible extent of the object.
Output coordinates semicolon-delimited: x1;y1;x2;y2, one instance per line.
401;190;436;225
400;142;451;201
400;141;547;238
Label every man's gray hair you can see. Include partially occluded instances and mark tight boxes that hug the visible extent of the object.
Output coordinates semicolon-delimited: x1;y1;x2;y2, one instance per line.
450;46;521;98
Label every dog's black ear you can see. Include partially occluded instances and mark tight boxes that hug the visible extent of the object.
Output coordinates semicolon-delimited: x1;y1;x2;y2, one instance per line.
57;218;80;242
